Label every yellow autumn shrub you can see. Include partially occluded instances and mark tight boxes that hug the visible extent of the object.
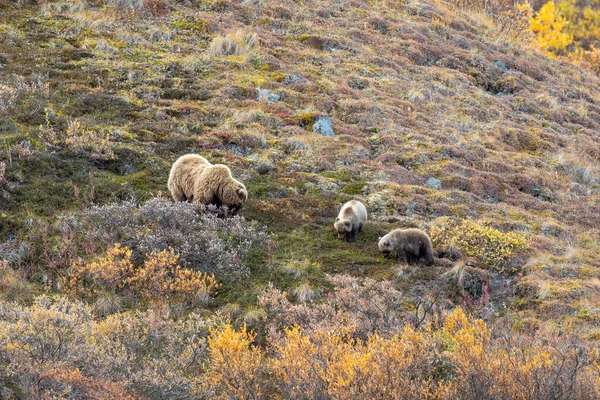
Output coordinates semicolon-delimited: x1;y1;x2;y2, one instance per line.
203;324;265;399
531;1;574;55
69;245;219;311
68;243;134;299
271;325;450;399
429;218;529;272
127;247;220;307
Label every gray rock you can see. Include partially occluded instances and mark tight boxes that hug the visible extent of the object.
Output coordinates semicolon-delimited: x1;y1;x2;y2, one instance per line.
494;60;508;72
426;177;442;190
532;187;553;201
348;77;369;90
541;223;563;237
255;161;274;175
571;182;592;196
312;116;335;137
44;107;57;123
283;73;305;86
257;88;280;104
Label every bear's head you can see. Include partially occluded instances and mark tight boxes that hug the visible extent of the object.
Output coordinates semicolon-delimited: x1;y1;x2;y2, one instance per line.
334;218;352;240
224;183;247;214
378;234;396;257
209;165;248;214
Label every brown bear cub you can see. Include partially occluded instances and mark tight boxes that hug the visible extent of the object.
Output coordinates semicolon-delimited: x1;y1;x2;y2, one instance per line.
378;228;434;265
168;154;248;213
334;200;367;243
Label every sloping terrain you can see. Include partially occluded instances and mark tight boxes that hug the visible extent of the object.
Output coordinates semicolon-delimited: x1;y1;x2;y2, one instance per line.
2;0;600;396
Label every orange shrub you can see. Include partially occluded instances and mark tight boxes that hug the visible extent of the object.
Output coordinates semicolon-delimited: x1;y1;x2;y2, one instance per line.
203;324;265;399
127;247;220;307
23;363;142;400
69;245;219;312
68;243;134;299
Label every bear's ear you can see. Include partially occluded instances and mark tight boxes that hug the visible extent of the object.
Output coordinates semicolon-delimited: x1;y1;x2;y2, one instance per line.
237;187;247;200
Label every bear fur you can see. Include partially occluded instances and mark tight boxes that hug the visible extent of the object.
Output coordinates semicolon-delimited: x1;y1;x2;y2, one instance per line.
378;228;434;265
334;200;367;243
168;154;248;213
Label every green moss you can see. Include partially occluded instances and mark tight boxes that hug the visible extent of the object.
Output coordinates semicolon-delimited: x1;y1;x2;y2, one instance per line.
247;177;280;199
322;171;362;182
285;112;319;130
169;16;212;33
341;182;366;195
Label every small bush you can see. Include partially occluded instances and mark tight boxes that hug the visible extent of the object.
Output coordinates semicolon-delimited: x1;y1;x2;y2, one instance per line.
209;29;258;56
10;364;141;400
260;274;406;340
453;0;532;42
59;198;269;281
430;218;529;272
69;244;219;314
0;296;213;399
64;119;115;160
204;324;265;399
0;295;93;364
579;46;600;75
68;243;134;302
0;73;48;118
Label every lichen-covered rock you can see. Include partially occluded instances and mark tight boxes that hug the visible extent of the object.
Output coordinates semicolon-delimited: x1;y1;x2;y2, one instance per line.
312;116;335;137
494;60;508;71
257;88;280;103
426;177;442;190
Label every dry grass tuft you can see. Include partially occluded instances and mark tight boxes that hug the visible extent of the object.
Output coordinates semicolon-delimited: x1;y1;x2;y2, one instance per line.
209;29;258;56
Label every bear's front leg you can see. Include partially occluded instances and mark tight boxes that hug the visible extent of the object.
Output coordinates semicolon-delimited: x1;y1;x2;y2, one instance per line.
347;229;357;243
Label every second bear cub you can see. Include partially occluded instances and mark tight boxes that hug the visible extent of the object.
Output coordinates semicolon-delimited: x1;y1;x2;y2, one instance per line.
334;200;367;243
378;228;434;265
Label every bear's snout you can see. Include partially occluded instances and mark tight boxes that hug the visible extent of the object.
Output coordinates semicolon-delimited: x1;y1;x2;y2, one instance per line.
380;249;392;258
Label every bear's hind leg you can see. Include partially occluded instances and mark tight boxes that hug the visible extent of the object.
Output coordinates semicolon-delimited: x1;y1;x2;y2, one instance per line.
170;185;187;202
397;251;408;264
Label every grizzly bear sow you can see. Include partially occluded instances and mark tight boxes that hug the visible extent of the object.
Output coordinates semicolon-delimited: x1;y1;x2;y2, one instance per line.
378;228;434;265
334;200;367;243
168;154;247;213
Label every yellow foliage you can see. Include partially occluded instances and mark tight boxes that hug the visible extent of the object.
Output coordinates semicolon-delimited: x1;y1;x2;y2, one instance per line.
578;45;600;74
69;243;134;298
531;1;574;55
3;298;600;398
271;325;450;399
204;324;264;399
429;218;529;272
127;247;220;306
558;0;600;52
69;245;219;310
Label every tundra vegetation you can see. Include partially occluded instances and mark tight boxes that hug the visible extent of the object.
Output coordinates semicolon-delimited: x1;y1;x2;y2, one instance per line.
2;0;600;397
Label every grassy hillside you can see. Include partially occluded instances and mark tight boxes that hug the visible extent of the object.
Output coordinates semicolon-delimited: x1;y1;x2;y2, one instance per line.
2;0;600;397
